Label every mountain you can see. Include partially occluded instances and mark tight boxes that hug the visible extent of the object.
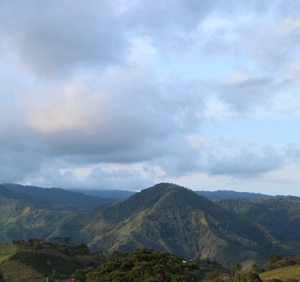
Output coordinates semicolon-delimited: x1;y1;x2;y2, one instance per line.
2;182;300;268
3;183;116;212
53;183;285;267
195;190;273;200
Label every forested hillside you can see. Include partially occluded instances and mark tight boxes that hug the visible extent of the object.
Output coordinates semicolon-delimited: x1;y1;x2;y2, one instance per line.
217;197;300;250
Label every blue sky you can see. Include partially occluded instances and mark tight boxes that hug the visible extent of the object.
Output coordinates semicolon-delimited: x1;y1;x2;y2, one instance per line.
0;0;299;195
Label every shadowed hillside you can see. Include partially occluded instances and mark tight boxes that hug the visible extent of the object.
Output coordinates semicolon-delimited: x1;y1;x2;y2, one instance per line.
217;197;300;252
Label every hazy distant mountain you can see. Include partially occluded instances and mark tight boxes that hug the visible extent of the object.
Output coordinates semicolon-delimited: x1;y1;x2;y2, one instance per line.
68;188;136;200
53;183;288;266
70;188;274;201
195;190;273;200
3;183;116;212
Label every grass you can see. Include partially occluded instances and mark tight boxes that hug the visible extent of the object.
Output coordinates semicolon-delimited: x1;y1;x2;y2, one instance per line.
0;245;18;265
260;265;300;281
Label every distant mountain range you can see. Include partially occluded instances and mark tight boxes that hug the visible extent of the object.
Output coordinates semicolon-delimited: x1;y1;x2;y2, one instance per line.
70;187;274;201
1;182;300;267
69;188;136;200
2;183;116;211
195;190;273;200
2;183;275;205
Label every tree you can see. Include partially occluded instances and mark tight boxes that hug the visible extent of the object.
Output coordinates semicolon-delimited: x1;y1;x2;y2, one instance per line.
52;236;71;246
230;262;242;276
268;254;282;264
251;263;258;274
72;269;89;282
87;248;199;282
233;271;262;282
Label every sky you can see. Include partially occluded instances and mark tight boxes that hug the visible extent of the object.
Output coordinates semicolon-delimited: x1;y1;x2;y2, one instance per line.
0;0;300;195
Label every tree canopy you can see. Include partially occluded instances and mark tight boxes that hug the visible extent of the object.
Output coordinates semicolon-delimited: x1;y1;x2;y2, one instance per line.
86;247;199;282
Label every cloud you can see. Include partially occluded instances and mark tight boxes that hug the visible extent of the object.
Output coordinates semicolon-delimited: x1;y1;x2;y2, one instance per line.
0;0;300;193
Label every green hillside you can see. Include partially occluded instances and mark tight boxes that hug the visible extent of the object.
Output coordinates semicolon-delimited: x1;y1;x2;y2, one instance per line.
0;245;18;265
0;195;73;243
260;265;300;281
53;183;282;267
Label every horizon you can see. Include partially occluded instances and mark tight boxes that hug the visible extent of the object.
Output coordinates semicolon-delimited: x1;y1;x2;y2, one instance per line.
0;1;300;196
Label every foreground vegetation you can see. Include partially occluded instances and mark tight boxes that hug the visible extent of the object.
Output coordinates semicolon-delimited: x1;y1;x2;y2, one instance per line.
0;241;261;282
0;239;108;282
2;239;300;282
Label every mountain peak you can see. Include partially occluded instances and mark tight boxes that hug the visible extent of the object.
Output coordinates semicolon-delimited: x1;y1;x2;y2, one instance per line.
98;183;214;224
124;182;205;210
